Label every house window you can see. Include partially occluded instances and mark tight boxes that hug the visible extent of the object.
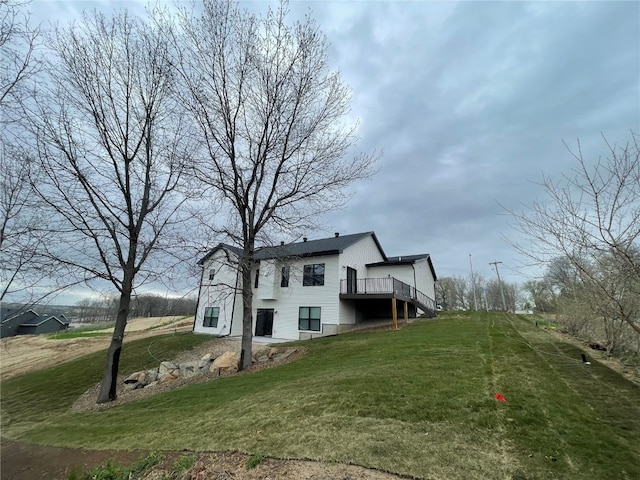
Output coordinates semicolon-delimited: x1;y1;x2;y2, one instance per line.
303;263;325;286
208;269;215;281
254;269;259;288
281;266;290;287
299;306;321;331
203;307;219;328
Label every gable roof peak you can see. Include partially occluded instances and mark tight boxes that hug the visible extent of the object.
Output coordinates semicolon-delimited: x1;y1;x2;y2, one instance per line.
198;231;386;264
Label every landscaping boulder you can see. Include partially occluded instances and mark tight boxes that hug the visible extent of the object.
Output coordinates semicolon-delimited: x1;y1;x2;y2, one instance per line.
199;358;213;371
212;351;239;373
269;347;281;357
146;368;159;383
123;371;151;390
180;362;198;379
272;348;297;362
158;370;179;384
123;371;145;385
159;361;178;374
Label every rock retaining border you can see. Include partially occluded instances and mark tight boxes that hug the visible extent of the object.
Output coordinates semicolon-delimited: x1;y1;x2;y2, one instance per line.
122;347;298;391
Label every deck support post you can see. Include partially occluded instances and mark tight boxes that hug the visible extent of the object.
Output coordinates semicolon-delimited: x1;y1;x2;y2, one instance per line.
404;301;409;325
392;298;398;330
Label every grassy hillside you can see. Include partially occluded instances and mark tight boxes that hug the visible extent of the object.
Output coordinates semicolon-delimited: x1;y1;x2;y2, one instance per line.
2;312;639;479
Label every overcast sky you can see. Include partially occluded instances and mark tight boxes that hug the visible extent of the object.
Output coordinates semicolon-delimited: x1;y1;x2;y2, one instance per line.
28;0;640;300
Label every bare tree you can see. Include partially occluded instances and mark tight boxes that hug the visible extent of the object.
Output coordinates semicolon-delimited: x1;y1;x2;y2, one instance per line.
451;275;469;310
0;144;47;302
465;272;486;311
25;10;193;403
168;0;377;369
435;277;454;310
508;132;640;338
0;0;60;305
436;275;484;311
521;279;556;313
0;0;39;109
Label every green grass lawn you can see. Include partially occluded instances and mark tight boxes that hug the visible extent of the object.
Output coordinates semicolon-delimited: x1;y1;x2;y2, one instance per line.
47;322;117;340
2;312;639;479
48;330;113;339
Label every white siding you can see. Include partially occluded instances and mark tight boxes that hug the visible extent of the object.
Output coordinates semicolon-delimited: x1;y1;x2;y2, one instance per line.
413;258;436;301
194;249;242;336
338;234;386;324
368;264;416;288
254;254;340;340
339;234;385;274
256;259;278;300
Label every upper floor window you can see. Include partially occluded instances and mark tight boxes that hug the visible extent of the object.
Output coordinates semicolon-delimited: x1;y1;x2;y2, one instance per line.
281;266;290;287
208;269;215;281
303;263;325;286
254;269;260;288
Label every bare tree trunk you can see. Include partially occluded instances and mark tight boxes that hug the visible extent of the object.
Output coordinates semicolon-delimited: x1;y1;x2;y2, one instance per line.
168;0;376;368
97;268;134;403
239;246;254;371
22;10;193;404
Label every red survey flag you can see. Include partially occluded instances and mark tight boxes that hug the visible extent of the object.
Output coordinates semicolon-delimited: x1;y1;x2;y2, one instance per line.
494;393;507;403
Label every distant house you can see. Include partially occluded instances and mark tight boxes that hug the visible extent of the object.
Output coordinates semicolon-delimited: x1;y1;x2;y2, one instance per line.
0;309;70;338
194;231;437;340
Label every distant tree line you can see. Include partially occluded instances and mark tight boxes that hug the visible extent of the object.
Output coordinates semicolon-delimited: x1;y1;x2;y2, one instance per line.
71;295;197;323
436;274;521;312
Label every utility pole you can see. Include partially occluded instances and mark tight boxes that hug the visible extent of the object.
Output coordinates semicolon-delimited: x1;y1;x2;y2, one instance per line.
469;253;478;311
489;261;507;312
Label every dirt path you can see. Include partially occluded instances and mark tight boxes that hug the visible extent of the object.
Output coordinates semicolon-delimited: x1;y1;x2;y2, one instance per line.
0;316;193;380
0;438;410;480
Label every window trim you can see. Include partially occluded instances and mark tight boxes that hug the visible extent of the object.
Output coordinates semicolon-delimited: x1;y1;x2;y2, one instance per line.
281;265;290;287
254;268;259;288
203;306;220;328
298;306;321;332
303;263;325;286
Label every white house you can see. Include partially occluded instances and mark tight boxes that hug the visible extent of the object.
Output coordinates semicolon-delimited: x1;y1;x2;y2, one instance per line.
193;231;437;340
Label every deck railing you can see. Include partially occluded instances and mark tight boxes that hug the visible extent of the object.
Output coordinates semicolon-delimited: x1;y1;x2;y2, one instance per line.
340;277;436;311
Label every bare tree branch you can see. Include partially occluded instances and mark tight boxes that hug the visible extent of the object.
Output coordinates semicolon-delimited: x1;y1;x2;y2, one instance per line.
163;0;378;369
22;9;195;403
506;131;640;342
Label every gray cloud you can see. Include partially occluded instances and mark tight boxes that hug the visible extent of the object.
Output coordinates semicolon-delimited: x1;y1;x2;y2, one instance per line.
309;1;639;283
30;0;640;288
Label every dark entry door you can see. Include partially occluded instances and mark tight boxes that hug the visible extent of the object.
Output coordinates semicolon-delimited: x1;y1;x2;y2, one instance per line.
347;267;357;293
255;309;274;336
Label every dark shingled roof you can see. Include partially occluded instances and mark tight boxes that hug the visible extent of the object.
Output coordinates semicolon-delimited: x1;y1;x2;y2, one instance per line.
367;254;437;281
20;313;69;327
1;309;38;324
367;254;430;266
198;232;386;265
